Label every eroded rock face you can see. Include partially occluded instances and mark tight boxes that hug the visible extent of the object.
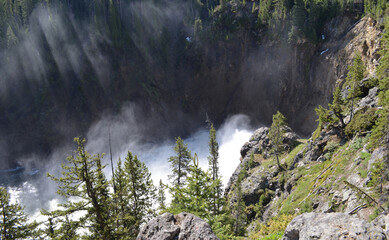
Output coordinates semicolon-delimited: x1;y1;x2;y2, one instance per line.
282;212;386;240
373;214;389;237
240;127;299;160
226;127;299;198
137;212;219;240
225;126;300;222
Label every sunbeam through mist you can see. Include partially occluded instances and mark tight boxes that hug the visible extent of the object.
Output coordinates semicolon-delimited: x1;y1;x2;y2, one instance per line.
6;103;253;224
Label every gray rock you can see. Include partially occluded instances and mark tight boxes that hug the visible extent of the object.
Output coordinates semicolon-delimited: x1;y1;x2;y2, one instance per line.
368;146;387;171
175;213;219;240
240;166;277;205
303;143;322;162
303;127;342;162
250;127;269;142
282;212;386;240
241;142;253;158
137;213;180;240
226;125;300;222
289;152;303;170
226;126;299;198
137;212;219;240
373;214;389;238
225;156;252;197
357;86;379;110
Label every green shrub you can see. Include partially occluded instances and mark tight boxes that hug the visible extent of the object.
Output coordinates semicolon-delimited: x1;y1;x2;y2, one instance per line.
259;232;284;240
323;141;339;160
249;215;295;240
351;136;367;150
254;189;275;218
345;108;378;138
368;109;389;150
363;77;379;89
285;142;306;168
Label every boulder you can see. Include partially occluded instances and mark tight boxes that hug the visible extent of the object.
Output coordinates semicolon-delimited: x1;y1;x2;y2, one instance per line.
357;86;379;111
373;214;389;237
226;126;300;221
137;212;219;240
282;212;386;240
240;127;299;159
240;142;253;158
303;127;342;162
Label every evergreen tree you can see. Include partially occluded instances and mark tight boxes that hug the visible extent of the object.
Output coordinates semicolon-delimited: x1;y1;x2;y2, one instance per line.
184;153;212;220
46;137;113;239
168;137;192;207
208;123;224;215
6;25;17;48
232;166;247;236
268;111;287;170
346;53;365;120
123;151;157;238
157;180;167;213
112;158;136;239
329;86;346;128
377;19;389;107
258;0;272;26
289;0;306;41
0;187;31;239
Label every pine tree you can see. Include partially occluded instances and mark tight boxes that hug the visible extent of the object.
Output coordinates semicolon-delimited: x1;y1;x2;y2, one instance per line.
6;25;17;48
346;53;365;120
123;151;156;237
329;86;346;128
232;166;247;236
0;187;31;239
258;0;272;26
208;123;224;215
157;180;167;213
377;19;389;107
268;111;287;170
112;157;136;238
289;0;306;41
46;137;113;239
184;153;212;220
168;137;192;207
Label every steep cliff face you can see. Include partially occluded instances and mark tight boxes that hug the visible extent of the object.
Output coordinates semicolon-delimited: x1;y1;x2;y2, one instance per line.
150;14;383;137
0;3;382;170
224;16;386;237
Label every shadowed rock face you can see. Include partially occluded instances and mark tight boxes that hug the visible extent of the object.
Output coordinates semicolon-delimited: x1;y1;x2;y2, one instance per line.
137;212;219;240
282;212;386;240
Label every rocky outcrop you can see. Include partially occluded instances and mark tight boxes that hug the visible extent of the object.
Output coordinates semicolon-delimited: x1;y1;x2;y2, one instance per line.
137;212;219;240
226;126;299;195
240;127;299;160
226;127;299;198
225;126;300;222
373;214;389;238
356;86;379;111
302;127;342;164
282;212;386;240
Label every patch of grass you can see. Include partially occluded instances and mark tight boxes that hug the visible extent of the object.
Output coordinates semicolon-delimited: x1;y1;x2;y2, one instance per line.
279;165;320;215
258;232;284;240
360;151;371;160
357;151;371;178
249;215;294;240
359;169;368;178
284;142;306;168
369;208;381;222
351;136;369;150
323;141;339;161
345;108;378;138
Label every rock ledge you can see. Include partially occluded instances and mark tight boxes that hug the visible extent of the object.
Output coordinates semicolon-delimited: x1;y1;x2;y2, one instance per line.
137;212;219;240
282;212;386;240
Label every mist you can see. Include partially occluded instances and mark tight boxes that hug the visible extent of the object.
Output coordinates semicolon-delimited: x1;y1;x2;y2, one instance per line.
6;100;253;221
